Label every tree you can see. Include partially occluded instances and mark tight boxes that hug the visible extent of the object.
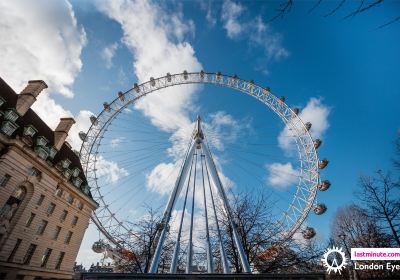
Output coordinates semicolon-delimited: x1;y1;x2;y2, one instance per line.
331;205;392;248
218;190;324;273
358;171;400;247
126;205;163;273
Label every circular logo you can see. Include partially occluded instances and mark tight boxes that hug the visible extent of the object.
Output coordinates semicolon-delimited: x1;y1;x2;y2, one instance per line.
321;246;348;274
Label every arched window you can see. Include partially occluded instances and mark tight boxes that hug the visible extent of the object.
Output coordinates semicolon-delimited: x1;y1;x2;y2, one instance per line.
13;186;27;200
0;186;28;235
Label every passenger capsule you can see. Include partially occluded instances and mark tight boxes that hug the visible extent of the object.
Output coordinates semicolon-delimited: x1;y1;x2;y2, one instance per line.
103;102;111;112
318;159;329;169
166;72;172;82
134;83;140;93
200;70;205;79
314;139;322;149
216;71;222;80
118;91;124;102
314;203;327;215
303;227;316;239
318;180;331;191
305;122;312;131
280;96;286;103
183;70;188;80
92;240;106;253
233;74;239;80
90;115;98;126
263;87;270;95
292;108;299;115
79;131;87;142
150;77;155;87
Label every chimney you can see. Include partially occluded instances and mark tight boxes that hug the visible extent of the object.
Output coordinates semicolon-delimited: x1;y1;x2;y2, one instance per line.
16;80;48;116
54;118;75;150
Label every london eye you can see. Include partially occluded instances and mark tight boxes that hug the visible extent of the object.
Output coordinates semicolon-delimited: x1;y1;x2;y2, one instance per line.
79;71;330;273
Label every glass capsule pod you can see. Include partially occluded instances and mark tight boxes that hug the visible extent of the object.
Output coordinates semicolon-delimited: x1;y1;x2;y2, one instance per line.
134;83;140;93
79;131;87;142
118;91;124;102
90;115;98;126
318;180;331;191
318;159;329;169
303;227;316;239
314;139;322;149
305;122;312;131
314;203;327;215
103;102;110;112
92;240;106;253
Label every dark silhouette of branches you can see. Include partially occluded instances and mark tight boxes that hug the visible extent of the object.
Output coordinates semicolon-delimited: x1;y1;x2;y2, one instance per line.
358;171;400;247
378;15;400;29
269;0;293;22
343;0;384;19
270;0;395;29
308;0;323;14
324;0;346;17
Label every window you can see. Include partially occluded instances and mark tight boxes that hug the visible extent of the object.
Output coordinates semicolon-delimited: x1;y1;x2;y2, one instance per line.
35;136;48;147
0;174;11;187
27;167;41;177
40;248;52;267
23;125;38;137
4;109;19;122
48;147;57;159
37;194;45;206
1;120;19;136
23;244;37;264
7;239;22;262
55;252;65;270
47;203;56;215
63;169;72;180
36;220;48;235
67;194;74;205
25;212;36;227
52;226;61;240
60;210;68;222
55;187;63;197
64;231;73;244
71;216;78;227
78;201;84;210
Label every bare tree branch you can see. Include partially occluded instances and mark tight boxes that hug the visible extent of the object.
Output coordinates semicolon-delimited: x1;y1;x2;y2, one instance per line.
269;0;293;22
308;0;323;14
343;0;384;19
324;0;346;17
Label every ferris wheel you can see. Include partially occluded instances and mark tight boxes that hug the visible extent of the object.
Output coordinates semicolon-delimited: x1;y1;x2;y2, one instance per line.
79;71;331;273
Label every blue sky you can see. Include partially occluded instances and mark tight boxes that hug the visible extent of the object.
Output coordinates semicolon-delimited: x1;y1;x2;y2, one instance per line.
1;0;399;268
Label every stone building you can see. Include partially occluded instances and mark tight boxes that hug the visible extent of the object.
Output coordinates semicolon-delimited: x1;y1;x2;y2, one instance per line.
0;78;98;279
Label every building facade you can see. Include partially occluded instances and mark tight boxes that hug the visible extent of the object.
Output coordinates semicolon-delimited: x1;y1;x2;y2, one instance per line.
0;78;98;279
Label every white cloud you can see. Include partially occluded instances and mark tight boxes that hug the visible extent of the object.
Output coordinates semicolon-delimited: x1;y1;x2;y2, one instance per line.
220;1;288;72
101;42;119;69
96;0;202;133
221;0;244;38
146;161;181;195
266;162;298;188
110;137;125;148
249;17;289;62
96;155;129;184
0;0;86;98
199;1;217;27
0;1;129;189
278;97;330;152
